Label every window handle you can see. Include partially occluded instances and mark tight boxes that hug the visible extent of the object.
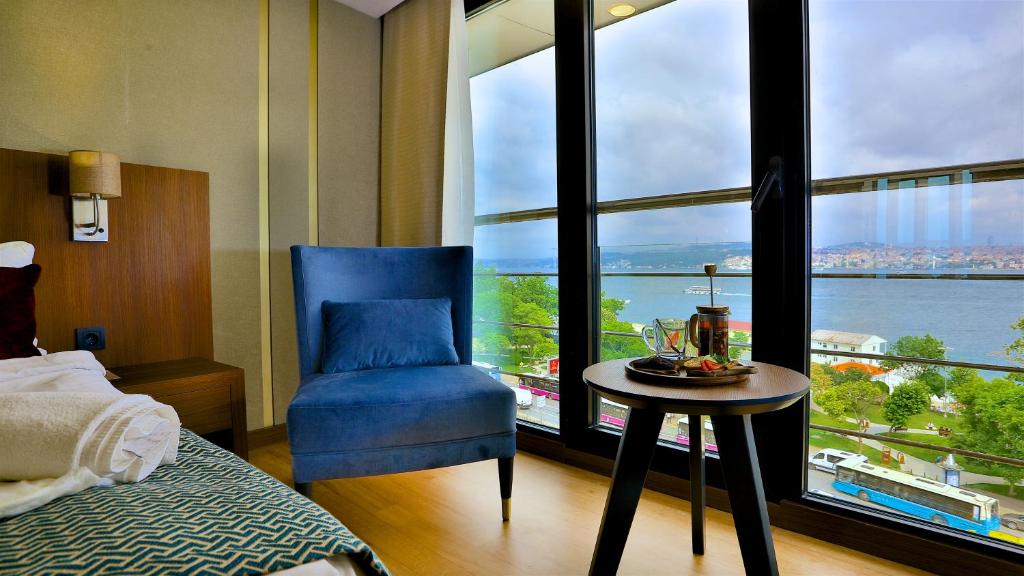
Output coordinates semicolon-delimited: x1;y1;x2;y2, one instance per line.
751;155;784;213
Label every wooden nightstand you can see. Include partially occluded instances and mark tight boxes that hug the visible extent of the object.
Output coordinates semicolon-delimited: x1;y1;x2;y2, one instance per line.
109;358;248;460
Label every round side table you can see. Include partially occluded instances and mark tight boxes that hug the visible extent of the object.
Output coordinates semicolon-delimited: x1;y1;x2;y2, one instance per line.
583;358;809;576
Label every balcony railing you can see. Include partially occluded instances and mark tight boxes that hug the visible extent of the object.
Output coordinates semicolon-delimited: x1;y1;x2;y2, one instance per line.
474;317;1023;374
475;316;1022;467
474;157;1024;225
477;270;1024;281
811;424;1024;468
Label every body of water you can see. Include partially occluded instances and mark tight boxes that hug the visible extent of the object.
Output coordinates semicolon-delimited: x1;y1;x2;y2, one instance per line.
600;275;1024;372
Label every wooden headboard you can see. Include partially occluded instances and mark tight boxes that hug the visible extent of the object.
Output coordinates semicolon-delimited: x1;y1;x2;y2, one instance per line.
0;147;213;366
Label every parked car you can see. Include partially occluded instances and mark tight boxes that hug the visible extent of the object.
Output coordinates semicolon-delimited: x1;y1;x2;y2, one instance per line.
808;449;868;472
1002;512;1024;531
513;387;533;410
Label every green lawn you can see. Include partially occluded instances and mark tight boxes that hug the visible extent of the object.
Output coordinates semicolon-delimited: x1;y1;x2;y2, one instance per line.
879;432;950;464
964;483;1023;500
810;410;859;430
809;429;899;469
861;404;963;433
878;432;998;475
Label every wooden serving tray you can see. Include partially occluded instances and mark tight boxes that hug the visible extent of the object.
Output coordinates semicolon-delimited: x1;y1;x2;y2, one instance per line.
625;359;756;386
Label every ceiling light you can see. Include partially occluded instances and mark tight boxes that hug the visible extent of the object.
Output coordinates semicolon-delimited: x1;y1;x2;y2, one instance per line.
608;3;636;17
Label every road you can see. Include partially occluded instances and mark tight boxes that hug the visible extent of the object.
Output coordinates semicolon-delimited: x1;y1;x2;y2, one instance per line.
515;396;561;429
807;466;1024;541
513;396;691;444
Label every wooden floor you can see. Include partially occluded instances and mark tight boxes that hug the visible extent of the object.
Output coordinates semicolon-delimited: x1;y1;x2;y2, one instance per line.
251;442;928;575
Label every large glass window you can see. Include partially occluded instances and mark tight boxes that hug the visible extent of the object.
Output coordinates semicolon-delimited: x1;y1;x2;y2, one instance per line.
473;220;559;429
468;0;1022;565
594;0;751;447
469;1;559;429
808;0;1024;546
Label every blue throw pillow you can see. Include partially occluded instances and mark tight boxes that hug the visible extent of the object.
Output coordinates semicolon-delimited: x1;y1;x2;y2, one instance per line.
321;298;460;373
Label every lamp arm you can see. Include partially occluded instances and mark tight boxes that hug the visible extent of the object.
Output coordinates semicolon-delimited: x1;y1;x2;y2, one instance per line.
83;194;101;236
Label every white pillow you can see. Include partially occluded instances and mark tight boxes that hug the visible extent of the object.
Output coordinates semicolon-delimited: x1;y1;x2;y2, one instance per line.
0;241;34;268
1;241;43;354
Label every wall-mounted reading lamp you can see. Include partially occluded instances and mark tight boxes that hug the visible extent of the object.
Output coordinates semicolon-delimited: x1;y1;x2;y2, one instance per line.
69;150;121;242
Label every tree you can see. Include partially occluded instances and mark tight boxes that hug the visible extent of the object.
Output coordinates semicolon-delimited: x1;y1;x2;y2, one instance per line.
815;378;884;424
881;382;930;431
952;377;1024;495
1006;316;1024;383
810;363;834;397
811;365;885;453
882;335;947;396
946;366;984;398
729;330;750;360
828;365;873;385
599;294;649;361
472;267;649;371
472;267;560;371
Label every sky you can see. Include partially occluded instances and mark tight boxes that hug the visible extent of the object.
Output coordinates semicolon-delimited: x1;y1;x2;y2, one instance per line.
470;0;1024;259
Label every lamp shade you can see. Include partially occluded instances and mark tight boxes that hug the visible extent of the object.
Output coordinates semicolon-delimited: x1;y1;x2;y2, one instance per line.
69;150;121;199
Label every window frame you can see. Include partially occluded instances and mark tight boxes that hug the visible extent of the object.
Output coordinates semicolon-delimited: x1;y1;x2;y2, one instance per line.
466;0;1023;571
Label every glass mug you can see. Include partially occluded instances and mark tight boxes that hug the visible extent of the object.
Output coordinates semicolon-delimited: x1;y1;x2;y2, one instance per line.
643;306;730;358
642;318;697;359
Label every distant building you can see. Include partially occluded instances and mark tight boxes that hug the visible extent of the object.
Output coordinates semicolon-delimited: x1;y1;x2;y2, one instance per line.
829;361;886;377
811;330;888;367
728;320;752;332
829;360;904;393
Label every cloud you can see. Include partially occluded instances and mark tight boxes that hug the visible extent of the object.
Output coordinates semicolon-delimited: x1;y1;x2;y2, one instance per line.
471;0;1024;257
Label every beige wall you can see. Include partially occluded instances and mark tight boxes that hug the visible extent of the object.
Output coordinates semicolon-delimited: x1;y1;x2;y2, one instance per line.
319;0;382;248
0;0;265;427
268;0;312;424
0;0;382;430
269;0;382;424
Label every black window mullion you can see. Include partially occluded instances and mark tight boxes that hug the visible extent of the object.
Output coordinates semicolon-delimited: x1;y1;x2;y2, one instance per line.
748;0;812;501
554;0;599;448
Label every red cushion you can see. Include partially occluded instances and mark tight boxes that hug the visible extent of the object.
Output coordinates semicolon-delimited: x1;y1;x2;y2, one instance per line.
0;264;42;360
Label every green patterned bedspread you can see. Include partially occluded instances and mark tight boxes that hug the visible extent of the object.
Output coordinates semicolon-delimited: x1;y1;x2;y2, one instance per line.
0;430;389;576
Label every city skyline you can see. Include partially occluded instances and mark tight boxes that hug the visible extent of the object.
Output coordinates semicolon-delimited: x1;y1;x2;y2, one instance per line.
476;241;1024;272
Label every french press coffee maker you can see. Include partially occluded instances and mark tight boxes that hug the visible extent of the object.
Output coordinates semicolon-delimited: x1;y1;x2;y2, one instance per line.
687;264;730;357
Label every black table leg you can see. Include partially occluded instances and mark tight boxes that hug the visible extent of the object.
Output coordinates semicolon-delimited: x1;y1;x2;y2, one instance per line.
688;414;705;555
710;414;779;576
590;408;664;576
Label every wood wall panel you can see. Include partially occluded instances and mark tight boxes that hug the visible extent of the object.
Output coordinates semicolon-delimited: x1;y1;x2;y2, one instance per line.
0;147;213;366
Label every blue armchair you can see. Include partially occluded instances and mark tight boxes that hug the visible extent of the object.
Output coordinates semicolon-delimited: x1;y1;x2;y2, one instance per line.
288;246;517;520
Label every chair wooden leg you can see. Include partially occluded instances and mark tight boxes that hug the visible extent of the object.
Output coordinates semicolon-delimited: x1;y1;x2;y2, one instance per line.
295;482;313;498
499;456;514;521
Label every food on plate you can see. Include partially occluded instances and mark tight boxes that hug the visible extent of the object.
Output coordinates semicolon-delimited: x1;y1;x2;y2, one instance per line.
682;355;741;374
632;355;680;374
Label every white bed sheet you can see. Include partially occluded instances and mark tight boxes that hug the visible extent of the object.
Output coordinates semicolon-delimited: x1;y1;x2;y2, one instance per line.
268;554;366;576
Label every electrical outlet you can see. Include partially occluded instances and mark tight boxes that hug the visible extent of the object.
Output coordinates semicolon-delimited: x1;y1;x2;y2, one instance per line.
75;327;106;351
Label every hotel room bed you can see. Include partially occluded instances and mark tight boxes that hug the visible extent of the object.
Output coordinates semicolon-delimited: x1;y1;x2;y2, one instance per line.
0;177;388;574
0;429;389;576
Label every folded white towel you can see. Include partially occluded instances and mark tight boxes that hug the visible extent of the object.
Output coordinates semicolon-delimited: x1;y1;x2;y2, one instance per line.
0;350;115;393
0;352;180;518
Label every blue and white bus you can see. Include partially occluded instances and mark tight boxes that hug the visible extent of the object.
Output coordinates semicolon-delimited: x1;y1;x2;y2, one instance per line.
834;459;1000;534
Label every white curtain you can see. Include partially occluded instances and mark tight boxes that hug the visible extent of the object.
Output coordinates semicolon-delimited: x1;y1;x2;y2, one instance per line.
440;0;474;247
